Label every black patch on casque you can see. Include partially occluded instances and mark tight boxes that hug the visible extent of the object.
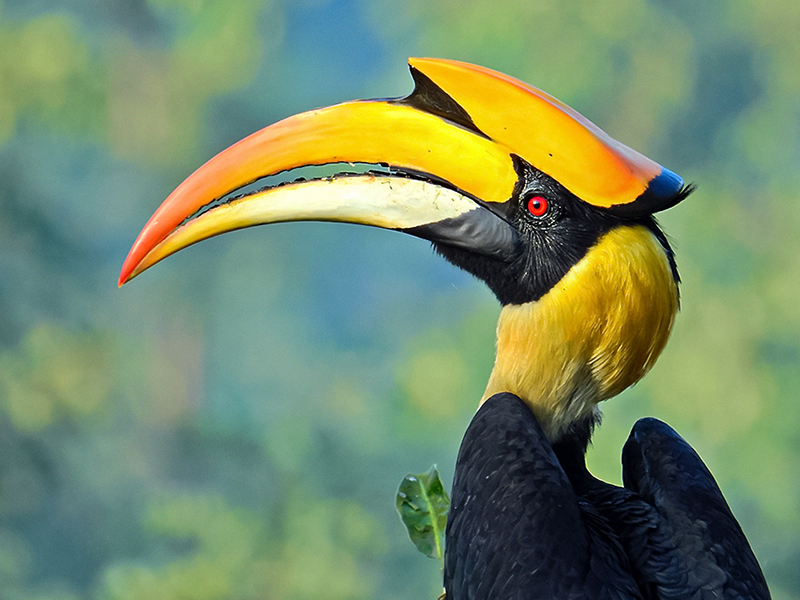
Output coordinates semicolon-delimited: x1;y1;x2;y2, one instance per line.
431;156;678;305
394;66;489;138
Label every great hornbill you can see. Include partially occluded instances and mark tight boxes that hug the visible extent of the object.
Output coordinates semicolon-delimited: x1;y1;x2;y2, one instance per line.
119;59;769;599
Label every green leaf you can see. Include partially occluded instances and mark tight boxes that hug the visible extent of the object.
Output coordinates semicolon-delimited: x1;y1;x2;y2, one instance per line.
395;465;450;564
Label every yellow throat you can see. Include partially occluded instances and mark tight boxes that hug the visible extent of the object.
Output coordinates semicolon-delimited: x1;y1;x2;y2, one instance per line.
482;225;679;441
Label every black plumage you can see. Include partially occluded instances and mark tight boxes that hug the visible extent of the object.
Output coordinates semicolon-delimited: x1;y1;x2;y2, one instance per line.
444;394;770;600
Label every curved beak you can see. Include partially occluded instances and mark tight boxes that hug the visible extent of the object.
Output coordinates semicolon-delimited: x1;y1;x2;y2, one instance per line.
119;58;684;285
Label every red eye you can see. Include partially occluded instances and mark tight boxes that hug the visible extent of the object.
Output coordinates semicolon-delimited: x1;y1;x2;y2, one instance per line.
527;196;549;217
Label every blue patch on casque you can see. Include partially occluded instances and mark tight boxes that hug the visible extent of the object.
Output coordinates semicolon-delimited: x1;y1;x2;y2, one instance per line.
606;167;690;217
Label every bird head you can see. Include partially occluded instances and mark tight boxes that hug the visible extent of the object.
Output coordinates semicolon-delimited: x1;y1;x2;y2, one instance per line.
119;58;692;442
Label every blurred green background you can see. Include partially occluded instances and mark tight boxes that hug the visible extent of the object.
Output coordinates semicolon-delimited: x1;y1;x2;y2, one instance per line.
1;0;799;598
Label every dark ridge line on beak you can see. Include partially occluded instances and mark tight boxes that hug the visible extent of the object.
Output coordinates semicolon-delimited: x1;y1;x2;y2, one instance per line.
178;162;400;227
392;66;491;141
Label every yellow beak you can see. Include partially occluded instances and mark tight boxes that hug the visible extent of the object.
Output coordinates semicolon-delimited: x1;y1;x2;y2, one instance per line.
119;58;683;285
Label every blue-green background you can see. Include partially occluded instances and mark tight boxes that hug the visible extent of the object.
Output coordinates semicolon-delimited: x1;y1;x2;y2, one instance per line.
1;0;799;597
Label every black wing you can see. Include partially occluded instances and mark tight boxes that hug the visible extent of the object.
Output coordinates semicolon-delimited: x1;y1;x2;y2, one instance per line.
621;417;771;600
444;393;643;600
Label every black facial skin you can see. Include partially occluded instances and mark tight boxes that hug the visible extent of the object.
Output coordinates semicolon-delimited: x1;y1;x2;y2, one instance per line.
431;156;678;306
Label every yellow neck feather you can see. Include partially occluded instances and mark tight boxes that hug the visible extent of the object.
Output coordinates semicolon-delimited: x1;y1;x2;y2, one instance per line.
482;225;679;441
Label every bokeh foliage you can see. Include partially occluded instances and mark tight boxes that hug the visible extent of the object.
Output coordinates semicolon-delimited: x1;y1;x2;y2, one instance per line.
0;0;799;598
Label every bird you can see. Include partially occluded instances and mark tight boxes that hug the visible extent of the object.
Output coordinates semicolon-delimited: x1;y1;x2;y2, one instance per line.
119;58;769;599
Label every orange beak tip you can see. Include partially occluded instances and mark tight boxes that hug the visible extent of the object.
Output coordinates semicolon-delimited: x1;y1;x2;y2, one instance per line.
118;252;141;287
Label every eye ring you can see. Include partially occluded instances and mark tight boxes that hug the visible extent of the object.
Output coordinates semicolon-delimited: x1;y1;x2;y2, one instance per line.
526;195;549;217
